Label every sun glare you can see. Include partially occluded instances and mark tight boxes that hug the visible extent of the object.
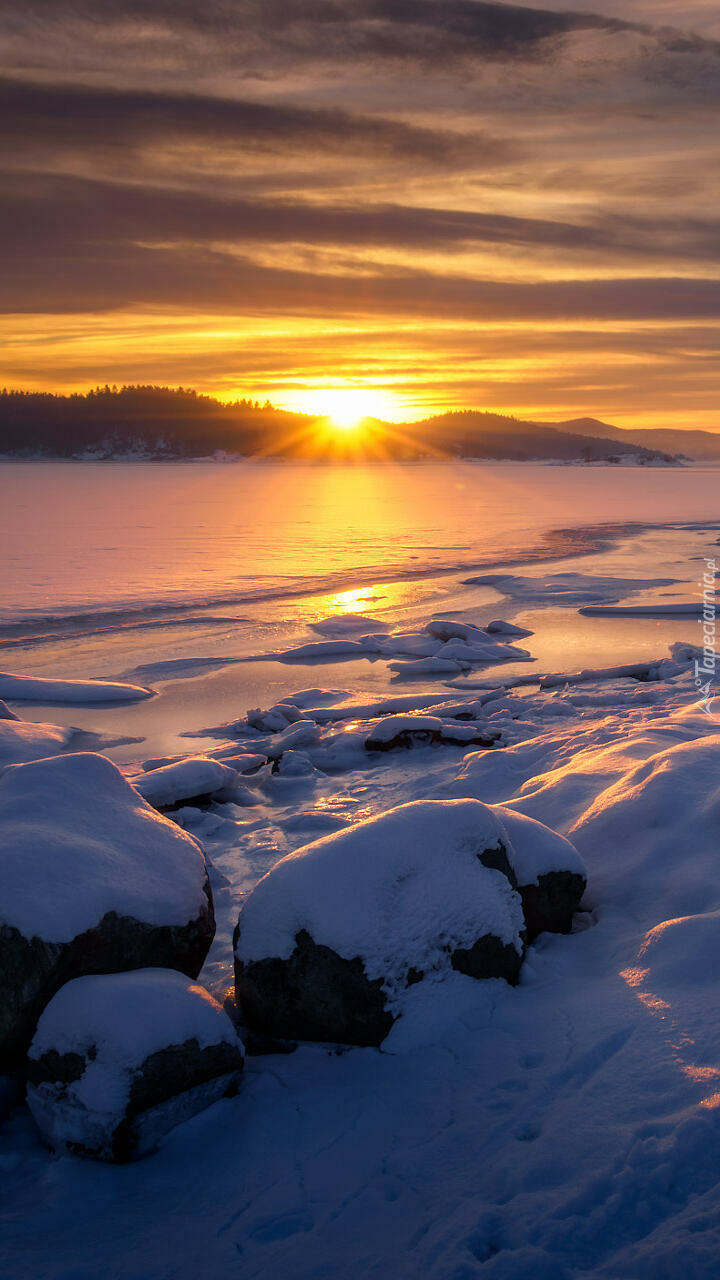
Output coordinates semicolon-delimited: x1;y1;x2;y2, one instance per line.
299;387;400;430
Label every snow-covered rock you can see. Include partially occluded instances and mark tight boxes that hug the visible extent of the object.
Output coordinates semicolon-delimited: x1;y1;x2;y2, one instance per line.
272;750;316;777
485;619;534;638
389;655;463;677
365;715;500;752
234;799;527;1046
0;753;215;1066
493;806;587;939
132;756;239;810
310;614;389;636
247;703;310;732
26;970;244;1162
425;618;489;642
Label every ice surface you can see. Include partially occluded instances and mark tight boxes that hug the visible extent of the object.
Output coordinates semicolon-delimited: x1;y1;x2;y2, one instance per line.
462;571;678;606
579;602;707;617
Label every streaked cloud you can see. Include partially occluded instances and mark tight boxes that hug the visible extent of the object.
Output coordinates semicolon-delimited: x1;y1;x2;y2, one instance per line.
1;0;719;428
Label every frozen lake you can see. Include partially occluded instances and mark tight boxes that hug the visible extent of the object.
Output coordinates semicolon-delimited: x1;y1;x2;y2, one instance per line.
1;460;719;758
3;459;720;629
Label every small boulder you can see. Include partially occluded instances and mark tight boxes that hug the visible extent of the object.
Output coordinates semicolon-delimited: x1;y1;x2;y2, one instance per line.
365;715;500;752
0;752;215;1067
132;756;239;810
485;620;534;638
26;969;244;1161
234;799;526;1046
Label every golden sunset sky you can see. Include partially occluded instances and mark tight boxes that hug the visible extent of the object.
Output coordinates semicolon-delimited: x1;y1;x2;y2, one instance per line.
2;0;720;428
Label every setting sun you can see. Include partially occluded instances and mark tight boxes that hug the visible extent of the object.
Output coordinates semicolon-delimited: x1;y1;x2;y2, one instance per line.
292;387;401;430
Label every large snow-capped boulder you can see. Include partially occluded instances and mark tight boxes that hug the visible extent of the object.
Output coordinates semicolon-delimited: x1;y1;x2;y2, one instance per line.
132;756;239;810
26;970;244;1161
493;805;587;939
0;753;215;1066
234;799;527;1046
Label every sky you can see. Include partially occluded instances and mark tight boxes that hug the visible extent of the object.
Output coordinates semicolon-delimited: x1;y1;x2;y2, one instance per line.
1;0;720;428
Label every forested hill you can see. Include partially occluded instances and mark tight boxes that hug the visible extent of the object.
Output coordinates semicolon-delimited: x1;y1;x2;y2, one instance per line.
0;387;681;464
0;386;308;459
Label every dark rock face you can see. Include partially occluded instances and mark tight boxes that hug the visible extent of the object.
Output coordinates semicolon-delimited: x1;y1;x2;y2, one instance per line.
451;934;523;985
0;1072;22;1119
27;1035;244;1162
477;841;518;888
234;920;524;1047
366;728;500;752
477;843;585;940
234;928;394;1047
519;871;586;940
0;882;215;1068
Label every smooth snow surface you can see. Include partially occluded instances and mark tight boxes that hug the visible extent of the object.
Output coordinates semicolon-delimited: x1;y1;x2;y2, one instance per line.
236;799;525;1000
0;753;209;941
0;718;72;767
0;671;153;704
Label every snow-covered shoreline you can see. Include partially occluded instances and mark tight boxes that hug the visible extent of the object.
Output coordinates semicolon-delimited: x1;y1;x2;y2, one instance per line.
2;501;720;1277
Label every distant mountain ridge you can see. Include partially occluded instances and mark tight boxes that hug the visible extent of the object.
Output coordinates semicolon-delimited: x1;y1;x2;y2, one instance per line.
0;386;699;463
539;416;720;461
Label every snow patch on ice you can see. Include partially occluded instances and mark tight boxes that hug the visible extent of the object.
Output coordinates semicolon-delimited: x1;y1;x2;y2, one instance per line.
0;671;154;704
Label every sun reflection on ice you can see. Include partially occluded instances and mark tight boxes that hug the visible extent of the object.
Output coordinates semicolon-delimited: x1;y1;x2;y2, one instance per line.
330;587;381;614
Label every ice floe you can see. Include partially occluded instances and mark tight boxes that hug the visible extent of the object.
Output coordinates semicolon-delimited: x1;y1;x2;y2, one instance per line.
0;671;154;704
